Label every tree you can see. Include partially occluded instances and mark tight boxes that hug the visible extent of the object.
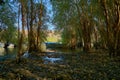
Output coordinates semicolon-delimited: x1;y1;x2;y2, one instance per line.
100;0;120;56
0;0;5;5
51;0;79;49
51;0;95;52
16;0;48;58
16;0;26;62
0;0;17;44
27;0;47;52
51;0;120;56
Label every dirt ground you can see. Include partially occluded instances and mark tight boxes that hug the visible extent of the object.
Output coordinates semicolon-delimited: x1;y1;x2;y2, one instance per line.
0;50;120;80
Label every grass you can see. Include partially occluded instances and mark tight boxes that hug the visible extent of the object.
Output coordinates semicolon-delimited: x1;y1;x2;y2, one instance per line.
46;36;60;42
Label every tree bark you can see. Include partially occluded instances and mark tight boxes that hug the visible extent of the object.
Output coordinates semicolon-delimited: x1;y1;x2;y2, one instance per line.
16;2;25;63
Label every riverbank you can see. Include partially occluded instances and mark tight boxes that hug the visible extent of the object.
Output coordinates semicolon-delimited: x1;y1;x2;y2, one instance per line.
0;50;120;80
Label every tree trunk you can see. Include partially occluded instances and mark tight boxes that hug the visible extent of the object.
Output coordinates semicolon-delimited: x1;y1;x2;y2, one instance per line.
36;2;43;51
29;0;36;52
100;0;120;57
16;2;25;63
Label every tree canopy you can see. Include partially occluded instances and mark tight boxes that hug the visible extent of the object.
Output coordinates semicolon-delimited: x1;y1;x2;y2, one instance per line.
51;0;120;55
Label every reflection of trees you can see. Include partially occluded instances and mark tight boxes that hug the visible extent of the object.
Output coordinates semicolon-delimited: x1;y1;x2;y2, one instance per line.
0;48;5;56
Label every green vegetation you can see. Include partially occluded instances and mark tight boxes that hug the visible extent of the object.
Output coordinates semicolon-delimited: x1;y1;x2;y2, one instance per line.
0;0;17;44
47;36;58;42
0;0;120;80
51;0;120;55
46;31;61;42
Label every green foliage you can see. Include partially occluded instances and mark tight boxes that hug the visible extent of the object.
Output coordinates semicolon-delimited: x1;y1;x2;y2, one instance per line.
0;26;17;43
51;0;120;54
0;0;17;43
47;37;58;42
17;0;49;53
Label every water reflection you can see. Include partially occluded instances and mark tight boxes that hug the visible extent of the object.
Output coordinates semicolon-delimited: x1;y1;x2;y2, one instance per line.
0;48;17;61
0;48;5;56
43;56;63;64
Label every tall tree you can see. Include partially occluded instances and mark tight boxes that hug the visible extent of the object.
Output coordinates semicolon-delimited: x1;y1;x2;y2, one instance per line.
100;0;120;56
0;0;17;44
16;0;26;62
51;0;94;52
16;0;48;53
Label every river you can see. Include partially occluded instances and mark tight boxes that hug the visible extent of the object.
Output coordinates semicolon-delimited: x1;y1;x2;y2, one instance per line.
0;43;81;63
0;48;17;61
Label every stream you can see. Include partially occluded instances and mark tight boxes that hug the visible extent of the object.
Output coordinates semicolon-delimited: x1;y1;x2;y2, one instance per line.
0;42;80;64
0;47;65;64
0;48;17;61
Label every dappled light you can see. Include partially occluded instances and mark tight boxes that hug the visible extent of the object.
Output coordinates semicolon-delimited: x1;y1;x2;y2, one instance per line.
0;0;120;80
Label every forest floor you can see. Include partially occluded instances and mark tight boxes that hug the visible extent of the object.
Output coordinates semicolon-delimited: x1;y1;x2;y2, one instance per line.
0;49;120;80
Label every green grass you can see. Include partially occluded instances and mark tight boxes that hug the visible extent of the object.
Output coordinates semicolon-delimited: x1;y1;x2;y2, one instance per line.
46;36;60;42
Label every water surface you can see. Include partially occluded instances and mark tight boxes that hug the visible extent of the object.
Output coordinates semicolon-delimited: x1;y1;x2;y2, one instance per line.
0;48;17;61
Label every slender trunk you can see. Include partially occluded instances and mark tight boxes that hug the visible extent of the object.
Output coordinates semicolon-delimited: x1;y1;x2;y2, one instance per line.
16;4;21;63
16;4;20;62
114;0;120;56
75;2;92;52
37;2;42;51
26;4;30;51
75;3;83;46
100;0;112;56
83;21;91;52
18;4;20;40
17;2;25;63
101;0;120;56
29;0;34;52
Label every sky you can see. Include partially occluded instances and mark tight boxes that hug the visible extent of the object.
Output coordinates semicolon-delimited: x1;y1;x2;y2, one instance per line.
44;0;55;30
14;0;55;30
